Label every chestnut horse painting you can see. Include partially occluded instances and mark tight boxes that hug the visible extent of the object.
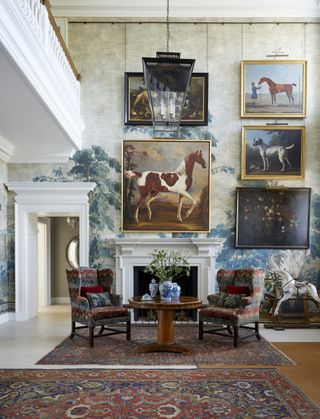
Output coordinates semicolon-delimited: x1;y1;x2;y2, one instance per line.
241;60;306;118
125;150;207;223
258;77;296;107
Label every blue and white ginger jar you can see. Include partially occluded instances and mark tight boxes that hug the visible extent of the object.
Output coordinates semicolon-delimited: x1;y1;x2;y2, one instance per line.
159;280;173;302
149;278;158;299
171;282;181;300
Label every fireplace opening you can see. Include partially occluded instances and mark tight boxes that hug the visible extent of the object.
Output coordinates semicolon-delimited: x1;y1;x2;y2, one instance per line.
133;266;198;321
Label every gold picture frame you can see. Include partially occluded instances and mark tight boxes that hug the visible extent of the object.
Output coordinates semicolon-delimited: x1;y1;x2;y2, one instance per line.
241;125;305;180
122;139;211;232
241;60;307;118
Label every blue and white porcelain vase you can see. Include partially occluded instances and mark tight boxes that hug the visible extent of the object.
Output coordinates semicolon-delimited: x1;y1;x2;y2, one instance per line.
149;278;158;299
159;280;173;302
171;282;181;300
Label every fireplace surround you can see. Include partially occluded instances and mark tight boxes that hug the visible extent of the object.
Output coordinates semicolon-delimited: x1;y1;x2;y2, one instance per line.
112;238;224;319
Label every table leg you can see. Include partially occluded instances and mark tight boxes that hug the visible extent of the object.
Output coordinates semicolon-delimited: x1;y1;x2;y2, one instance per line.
157;309;175;345
137;309;189;354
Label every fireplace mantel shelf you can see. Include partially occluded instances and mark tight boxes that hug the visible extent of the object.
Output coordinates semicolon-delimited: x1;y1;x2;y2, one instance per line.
112;237;225;256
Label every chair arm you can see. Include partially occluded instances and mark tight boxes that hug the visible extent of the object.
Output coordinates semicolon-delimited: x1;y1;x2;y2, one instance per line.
207;293;220;305
75;296;90;310
110;294;123;306
241;296;253;306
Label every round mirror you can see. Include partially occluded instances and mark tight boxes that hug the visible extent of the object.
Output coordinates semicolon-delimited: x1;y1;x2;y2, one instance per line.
66;235;79;269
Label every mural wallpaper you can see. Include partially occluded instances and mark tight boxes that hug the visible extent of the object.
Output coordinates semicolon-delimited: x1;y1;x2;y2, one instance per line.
6;125;320;301
4;21;320;314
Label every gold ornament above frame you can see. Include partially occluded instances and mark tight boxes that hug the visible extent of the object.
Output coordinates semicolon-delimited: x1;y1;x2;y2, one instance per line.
241;125;305;180
241;60;307;118
122;139;211;233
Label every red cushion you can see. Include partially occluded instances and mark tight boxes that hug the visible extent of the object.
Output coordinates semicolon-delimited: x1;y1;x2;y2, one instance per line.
81;285;103;298
226;285;250;296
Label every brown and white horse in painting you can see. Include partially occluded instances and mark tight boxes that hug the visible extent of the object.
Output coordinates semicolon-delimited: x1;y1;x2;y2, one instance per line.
258;77;296;107
124;150;207;223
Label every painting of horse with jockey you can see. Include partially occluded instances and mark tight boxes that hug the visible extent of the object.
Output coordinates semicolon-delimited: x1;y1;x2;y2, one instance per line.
241;60;307;118
122;139;211;232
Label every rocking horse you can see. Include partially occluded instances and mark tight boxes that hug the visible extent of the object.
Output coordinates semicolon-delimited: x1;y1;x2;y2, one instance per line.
273;270;320;316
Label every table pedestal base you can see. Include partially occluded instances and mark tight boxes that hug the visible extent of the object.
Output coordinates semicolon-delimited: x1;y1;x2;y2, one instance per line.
137;310;189;354
137;343;189;354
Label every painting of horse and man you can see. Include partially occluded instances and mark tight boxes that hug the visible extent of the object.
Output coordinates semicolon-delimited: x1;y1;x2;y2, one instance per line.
241;60;307;118
122;139;211;232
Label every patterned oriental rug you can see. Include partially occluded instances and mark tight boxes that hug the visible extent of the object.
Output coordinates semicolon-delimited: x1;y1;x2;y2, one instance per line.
0;368;318;417
37;325;294;366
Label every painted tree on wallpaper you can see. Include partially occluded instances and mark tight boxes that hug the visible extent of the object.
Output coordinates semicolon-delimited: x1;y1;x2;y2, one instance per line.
123;142;139;221
33;145;121;266
69;146;121;265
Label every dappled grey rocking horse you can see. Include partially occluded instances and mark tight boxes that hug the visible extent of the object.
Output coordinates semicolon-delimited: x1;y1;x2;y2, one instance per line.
273;270;320;315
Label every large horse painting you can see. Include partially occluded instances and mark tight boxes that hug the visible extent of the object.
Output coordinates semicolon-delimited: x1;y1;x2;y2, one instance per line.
241;60;307;118
122;139;211;232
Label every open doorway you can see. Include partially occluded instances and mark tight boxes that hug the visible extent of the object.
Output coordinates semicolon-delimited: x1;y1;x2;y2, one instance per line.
37;216;79;308
6;182;95;321
37;218;51;307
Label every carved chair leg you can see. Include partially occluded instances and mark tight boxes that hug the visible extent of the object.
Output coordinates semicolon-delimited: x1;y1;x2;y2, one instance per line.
70;321;75;339
89;326;94;347
255;322;261;340
199;320;203;340
233;326;239;348
126;321;131;340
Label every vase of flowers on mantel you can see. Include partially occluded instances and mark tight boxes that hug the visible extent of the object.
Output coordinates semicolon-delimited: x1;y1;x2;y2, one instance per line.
144;249;190;302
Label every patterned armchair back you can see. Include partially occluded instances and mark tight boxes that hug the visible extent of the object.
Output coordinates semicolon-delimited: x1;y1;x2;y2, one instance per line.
216;268;265;303
66;268;114;303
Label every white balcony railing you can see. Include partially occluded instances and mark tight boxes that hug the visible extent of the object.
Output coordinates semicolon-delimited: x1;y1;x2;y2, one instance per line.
0;0;84;151
17;0;80;110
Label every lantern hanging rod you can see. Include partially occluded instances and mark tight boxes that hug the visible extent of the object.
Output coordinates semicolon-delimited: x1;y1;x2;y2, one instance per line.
166;0;170;52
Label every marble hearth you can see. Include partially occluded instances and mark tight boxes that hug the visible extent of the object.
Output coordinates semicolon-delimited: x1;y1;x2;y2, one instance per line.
112;238;225;307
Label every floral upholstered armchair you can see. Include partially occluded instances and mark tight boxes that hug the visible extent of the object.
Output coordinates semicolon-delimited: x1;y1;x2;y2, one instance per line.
66;267;131;347
199;268;265;347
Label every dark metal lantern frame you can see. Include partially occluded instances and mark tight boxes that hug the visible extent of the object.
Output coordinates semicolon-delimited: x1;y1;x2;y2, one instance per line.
142;52;195;132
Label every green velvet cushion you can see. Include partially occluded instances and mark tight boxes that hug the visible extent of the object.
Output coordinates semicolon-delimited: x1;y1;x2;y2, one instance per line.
223;294;244;308
216;292;228;306
214;292;244;309
86;291;112;308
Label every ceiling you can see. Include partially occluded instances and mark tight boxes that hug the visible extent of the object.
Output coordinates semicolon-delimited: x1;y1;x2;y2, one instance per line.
50;0;320;19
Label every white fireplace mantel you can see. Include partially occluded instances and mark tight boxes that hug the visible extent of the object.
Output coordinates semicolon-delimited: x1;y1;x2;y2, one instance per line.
112;237;225;307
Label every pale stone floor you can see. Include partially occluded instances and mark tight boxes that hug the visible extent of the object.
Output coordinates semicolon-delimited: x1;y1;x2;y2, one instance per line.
0;305;319;369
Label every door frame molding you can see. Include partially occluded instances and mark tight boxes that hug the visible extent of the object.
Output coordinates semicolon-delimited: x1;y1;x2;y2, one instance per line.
6;182;95;321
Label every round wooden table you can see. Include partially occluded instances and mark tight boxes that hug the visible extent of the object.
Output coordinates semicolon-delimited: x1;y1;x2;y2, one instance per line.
127;296;203;353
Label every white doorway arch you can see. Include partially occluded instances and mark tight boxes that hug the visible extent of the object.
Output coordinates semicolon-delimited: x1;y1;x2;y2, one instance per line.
6;182;95;321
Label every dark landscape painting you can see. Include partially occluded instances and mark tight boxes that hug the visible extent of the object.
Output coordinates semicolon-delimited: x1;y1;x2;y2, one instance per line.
124;73;208;125
235;188;311;248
